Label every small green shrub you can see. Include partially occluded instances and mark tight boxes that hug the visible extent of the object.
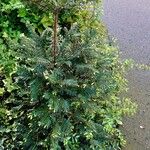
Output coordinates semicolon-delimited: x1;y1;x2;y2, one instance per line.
0;0;136;149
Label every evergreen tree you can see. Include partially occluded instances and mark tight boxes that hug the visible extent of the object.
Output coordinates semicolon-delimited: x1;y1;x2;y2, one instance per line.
0;0;136;149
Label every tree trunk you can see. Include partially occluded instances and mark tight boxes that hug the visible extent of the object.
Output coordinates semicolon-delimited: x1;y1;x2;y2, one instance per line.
52;9;59;67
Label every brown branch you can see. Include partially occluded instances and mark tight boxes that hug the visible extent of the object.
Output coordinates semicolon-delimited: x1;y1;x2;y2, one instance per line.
52;9;59;68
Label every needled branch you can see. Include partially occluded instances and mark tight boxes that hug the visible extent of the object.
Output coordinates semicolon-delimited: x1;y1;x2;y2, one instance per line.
52;8;59;68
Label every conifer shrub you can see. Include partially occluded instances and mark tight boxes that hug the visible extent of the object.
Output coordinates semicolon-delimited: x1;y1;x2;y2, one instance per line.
0;0;136;149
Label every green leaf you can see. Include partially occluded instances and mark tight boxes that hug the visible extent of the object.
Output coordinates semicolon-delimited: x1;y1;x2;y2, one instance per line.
3;78;17;92
0;88;5;96
18;8;27;17
41;14;53;28
30;77;44;101
62;79;78;87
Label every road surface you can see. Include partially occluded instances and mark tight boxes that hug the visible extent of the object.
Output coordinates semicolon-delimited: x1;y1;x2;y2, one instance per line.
103;0;150;150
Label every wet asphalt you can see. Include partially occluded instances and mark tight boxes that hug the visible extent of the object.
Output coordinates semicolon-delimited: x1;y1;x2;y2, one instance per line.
103;0;150;150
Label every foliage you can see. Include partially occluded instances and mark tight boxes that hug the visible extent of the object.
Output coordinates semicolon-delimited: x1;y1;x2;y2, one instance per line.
0;0;136;150
22;0;101;12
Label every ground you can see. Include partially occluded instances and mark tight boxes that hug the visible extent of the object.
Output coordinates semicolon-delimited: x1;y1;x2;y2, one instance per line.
103;0;150;149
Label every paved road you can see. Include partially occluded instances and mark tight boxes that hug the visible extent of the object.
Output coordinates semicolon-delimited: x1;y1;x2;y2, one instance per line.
103;0;150;150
